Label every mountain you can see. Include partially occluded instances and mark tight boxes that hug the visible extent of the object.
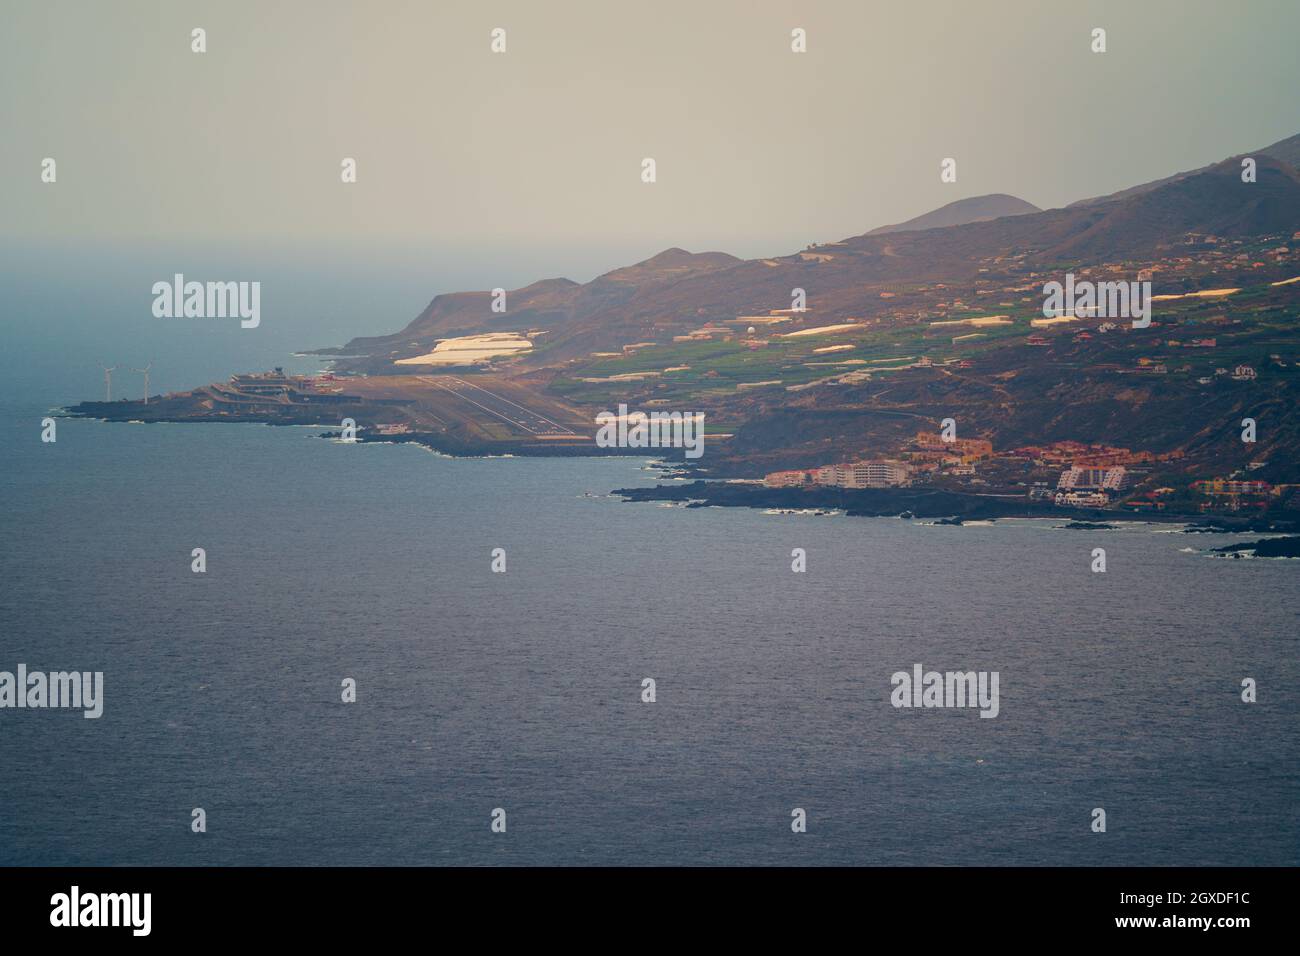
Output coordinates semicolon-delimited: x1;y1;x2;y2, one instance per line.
334;247;741;359
1069;131;1300;209
334;137;1300;368
1261;131;1300;169
1025;154;1300;261
867;194;1040;234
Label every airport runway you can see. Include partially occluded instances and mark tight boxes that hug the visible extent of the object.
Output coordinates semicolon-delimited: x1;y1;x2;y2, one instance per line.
417;375;582;437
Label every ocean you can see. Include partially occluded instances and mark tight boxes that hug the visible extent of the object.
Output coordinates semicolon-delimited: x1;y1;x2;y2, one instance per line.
1;243;1296;865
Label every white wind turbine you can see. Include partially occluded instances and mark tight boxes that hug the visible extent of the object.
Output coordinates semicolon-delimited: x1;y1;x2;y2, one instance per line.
131;361;153;404
98;363;118;401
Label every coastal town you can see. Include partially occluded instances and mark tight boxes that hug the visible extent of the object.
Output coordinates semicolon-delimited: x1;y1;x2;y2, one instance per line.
763;430;1296;515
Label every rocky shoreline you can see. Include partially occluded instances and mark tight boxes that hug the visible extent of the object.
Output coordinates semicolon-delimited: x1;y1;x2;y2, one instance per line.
612;480;1298;531
58;408;1300;538
1211;536;1300;558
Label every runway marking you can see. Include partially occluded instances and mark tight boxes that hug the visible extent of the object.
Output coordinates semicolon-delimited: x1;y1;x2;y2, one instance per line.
418;376;543;434
414;405;448;427
445;376;572;433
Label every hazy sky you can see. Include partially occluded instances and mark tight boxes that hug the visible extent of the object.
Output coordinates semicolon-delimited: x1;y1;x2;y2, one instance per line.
4;0;1299;261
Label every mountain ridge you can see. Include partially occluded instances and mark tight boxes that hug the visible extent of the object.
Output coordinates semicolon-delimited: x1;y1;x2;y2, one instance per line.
334;134;1300;366
1067;131;1300;209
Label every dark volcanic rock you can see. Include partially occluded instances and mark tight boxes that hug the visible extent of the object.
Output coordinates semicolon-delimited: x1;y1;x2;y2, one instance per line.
614;481;1136;521
1212;536;1300;558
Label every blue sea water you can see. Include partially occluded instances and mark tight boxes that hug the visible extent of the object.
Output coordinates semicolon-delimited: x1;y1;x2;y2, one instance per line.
1;244;1297;865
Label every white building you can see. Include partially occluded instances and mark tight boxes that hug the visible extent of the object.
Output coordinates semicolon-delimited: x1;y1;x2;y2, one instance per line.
1055;490;1110;508
812;460;912;489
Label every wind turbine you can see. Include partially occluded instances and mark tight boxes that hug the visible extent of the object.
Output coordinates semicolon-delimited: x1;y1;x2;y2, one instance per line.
98;363;118;401
131;362;153;404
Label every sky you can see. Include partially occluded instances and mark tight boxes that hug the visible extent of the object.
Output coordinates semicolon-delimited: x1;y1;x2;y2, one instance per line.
3;0;1300;268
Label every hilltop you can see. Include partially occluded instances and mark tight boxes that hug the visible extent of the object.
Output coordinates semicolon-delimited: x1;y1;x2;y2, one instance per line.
867;194;1040;235
326;248;741;361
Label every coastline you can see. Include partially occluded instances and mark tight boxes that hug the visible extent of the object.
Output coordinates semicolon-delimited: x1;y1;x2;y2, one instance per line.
611;479;1297;531
60;406;1299;535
